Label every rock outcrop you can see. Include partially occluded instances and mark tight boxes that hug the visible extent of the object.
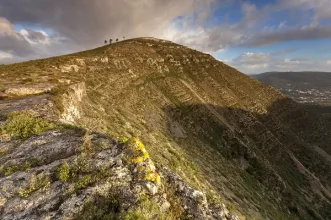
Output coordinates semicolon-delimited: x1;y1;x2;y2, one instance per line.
5;84;55;97
0;122;236;219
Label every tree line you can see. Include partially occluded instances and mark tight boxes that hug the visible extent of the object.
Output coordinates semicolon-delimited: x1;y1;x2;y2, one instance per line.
105;36;125;44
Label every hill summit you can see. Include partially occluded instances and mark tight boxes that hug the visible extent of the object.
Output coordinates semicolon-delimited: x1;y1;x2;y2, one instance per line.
1;38;331;219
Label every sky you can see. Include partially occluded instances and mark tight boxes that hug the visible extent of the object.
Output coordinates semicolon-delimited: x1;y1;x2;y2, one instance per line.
0;0;331;74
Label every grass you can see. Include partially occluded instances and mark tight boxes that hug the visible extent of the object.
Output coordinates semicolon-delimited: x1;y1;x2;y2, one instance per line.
1;110;57;139
56;152;110;194
74;175;94;190
0;159;41;176
122;199;163;220
77;192;175;220
75;193;122;220
18;173;51;198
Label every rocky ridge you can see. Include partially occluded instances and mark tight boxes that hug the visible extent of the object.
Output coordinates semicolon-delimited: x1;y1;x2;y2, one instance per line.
0;110;237;220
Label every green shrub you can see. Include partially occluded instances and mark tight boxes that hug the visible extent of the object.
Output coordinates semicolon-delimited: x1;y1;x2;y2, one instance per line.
58;162;71;182
74;175;94;190
0;161;34;176
1;111;57;138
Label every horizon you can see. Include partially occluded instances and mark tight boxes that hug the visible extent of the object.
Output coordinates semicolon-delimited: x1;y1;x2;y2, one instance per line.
1;0;331;74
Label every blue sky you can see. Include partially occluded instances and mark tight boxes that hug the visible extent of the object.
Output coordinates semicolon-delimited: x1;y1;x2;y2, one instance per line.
0;0;330;74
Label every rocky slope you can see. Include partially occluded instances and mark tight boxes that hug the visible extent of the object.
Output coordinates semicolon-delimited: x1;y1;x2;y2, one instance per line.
1;37;331;219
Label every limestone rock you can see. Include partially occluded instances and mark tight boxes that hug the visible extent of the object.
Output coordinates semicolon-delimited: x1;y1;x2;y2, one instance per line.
60;64;79;73
5;84;55;97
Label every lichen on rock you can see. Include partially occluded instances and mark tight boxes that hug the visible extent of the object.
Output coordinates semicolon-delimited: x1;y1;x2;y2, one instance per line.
125;138;161;195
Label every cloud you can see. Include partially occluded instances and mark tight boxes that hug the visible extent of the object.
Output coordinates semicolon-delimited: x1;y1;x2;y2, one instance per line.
167;0;331;52
0;16;81;64
230;53;271;71
245;25;331;47
0;0;216;48
230;52;331;74
271;48;297;56
20;29;49;45
0;0;331;65
172;25;246;53
0;17;33;57
0;0;221;62
0;50;13;59
277;0;331;22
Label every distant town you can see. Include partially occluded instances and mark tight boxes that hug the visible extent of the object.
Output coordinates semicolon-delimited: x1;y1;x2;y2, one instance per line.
279;86;331;105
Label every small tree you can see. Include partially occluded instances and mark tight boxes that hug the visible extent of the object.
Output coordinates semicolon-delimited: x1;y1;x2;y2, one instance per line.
123;36;125;40
116;38;119;42
109;39;113;44
104;40;107;44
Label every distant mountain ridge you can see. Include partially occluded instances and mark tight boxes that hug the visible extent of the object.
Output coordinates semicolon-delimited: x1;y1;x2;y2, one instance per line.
253;71;331;91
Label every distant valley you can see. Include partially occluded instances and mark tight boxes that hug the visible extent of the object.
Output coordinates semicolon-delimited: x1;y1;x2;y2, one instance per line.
253;72;331;121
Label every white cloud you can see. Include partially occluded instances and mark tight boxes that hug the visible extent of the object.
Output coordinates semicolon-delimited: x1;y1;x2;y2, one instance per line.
0;17;33;58
0;0;223;62
278;21;287;29
230;51;331;74
277;0;331;22
0;0;330;66
20;29;50;45
245;25;331;47
0;50;13;59
0;16;81;64
0;0;219;48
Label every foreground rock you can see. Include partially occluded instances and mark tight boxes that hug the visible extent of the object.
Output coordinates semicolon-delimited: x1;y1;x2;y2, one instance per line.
0;125;237;219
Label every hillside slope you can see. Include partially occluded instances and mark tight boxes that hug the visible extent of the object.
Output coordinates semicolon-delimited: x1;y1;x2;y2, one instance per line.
1;38;331;219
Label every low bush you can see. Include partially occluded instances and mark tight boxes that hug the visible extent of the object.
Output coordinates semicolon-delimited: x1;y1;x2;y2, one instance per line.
1;110;57;139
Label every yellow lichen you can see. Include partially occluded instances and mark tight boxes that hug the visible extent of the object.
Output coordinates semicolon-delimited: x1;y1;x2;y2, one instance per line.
142;151;149;160
149;160;155;167
119;137;129;144
129;138;161;185
145;170;161;184
132;156;144;164
132;137;139;144
133;139;145;151
155;173;161;184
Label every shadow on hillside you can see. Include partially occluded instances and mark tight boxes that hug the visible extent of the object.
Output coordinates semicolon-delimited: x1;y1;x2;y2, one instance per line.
301;103;331;123
162;97;331;218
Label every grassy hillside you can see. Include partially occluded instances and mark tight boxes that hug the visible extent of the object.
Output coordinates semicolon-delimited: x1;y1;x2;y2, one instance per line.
1;38;331;219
